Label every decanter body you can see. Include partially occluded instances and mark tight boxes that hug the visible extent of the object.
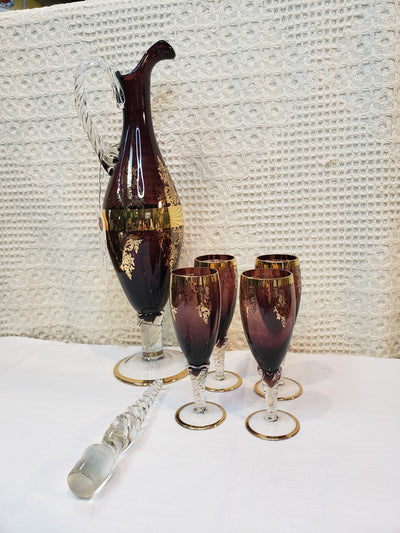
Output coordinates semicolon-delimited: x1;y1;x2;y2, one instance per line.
102;41;183;320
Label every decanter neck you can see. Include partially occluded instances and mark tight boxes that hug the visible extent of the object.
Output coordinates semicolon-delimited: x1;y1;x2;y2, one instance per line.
117;69;150;125
117;40;175;125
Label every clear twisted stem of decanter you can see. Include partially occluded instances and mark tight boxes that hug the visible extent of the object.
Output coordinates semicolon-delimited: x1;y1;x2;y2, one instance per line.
260;367;282;422
188;365;209;414
213;337;228;380
67;379;162;499
139;312;164;360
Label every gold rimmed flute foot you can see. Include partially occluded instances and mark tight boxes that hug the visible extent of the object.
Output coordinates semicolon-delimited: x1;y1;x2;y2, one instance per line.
254;377;303;401
205;370;242;392
175;401;226;430
245;409;300;441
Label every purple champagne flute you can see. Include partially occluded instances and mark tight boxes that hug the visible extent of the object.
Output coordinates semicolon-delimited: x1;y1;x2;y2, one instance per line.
194;255;241;392
240;268;300;440
170;267;226;430
254;254;302;400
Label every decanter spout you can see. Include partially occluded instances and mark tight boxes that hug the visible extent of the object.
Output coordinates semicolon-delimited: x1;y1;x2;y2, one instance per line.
121;40;175;81
139;40;175;70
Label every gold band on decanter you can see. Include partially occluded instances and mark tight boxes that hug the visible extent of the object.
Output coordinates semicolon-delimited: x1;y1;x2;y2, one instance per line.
103;205;184;232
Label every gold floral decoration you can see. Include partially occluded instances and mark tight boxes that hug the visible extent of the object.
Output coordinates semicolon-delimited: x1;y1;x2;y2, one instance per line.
120;238;143;279
198;303;211;324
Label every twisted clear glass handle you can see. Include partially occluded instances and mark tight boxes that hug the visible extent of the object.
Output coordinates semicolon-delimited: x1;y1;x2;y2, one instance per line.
74;56;125;175
67;379;162;499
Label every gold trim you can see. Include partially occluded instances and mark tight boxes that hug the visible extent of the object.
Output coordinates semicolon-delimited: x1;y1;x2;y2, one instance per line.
103;205;183;232
205;371;242;392
175;402;226;430
241;270;294;288
194;255;237;270
171;270;219;287
255;255;300;269
245;409;300;440
254;378;303;401
113;357;188;386
142;349;164;359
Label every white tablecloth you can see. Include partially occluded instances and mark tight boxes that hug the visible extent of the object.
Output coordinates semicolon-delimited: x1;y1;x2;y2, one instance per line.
0;336;399;533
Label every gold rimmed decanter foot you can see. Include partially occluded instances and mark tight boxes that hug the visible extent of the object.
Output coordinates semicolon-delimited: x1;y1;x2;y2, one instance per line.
113;313;187;385
114;349;188;385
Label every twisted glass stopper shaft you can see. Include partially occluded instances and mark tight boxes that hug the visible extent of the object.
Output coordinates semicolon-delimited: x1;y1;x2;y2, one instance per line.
67;379;162;499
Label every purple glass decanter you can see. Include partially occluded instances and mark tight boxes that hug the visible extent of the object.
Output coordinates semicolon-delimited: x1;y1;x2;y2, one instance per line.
75;41;186;385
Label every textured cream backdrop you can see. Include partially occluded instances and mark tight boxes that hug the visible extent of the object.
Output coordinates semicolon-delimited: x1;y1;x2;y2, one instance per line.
0;0;399;357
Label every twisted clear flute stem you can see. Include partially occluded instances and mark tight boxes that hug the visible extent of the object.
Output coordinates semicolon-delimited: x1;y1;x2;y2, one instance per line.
188;365;209;414
259;367;282;422
213;337;228;380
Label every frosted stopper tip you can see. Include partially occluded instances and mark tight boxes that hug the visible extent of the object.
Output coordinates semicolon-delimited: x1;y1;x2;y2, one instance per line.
67;443;115;499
